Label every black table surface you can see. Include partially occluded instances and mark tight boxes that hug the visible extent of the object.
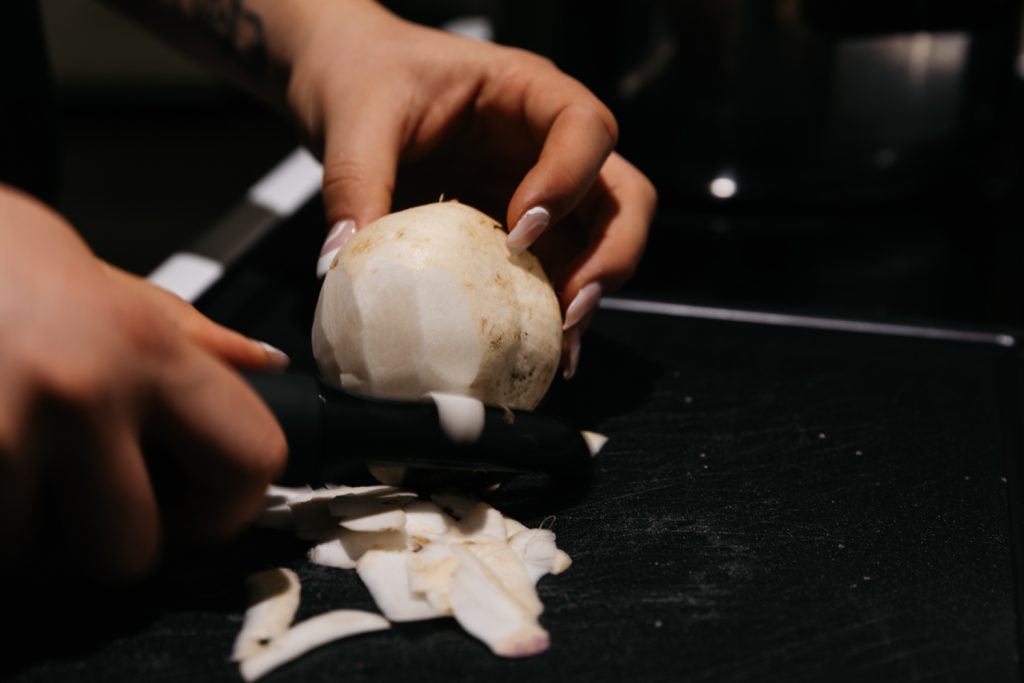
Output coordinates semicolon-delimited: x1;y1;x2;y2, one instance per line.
7;200;1023;682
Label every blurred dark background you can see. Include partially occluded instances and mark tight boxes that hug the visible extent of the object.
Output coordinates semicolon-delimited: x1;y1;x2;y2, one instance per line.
41;0;1024;329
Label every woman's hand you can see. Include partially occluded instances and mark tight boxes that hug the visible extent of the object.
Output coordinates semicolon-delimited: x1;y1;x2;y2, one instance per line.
0;187;287;580
275;0;656;377
100;0;656;376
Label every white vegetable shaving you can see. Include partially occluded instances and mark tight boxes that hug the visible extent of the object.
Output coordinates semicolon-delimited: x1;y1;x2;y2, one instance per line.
403;500;456;545
307;529;409;569
552;549;573;575
357;550;448;622
448;545;550;657
366;464;406;486
231;568;301;662
406;537;459;603
428;392;486;444
466;538;544;616
431;494;507;541
237;482;574;674
254;505;295;531
337;506;407;533
266;484;315;505
239;610;389;682
508;529;561;584
581;431;609;457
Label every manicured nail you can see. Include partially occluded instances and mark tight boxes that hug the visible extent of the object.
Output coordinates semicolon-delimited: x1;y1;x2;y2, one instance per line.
316;219;356;278
563;282;602;330
257;341;290;371
507;207;550;255
563;326;581;380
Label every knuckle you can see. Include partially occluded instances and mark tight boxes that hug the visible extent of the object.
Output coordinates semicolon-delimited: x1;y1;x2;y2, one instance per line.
602;253;640;291
504;46;556;71
527;51;558;72
31;361;107;415
209;421;288;503
591;103;619;146
491;48;557;93
267;429;289;482
322;161;393;215
323;158;367;188
246;422;289;489
114;301;179;361
642;175;659;207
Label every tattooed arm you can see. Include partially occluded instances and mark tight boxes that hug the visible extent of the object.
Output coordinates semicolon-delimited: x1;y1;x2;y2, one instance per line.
96;0;304;111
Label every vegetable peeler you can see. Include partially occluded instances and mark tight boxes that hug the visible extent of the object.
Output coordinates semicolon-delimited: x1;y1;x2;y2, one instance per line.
244;373;603;484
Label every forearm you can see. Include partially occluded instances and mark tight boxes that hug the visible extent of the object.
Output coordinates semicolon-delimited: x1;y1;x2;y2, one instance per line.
96;0;391;113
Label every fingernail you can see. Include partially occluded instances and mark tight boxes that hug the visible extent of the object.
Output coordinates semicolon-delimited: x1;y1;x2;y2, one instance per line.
257;341;291;371
507;207;550;255
563;326;581;380
563;282;602;330
316;249;341;279
316;219;356;278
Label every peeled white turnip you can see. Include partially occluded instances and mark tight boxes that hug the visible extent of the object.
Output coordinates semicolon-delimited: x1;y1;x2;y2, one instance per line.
312;201;562;410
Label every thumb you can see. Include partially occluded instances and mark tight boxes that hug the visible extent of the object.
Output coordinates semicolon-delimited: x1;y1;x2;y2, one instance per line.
317;108;403;278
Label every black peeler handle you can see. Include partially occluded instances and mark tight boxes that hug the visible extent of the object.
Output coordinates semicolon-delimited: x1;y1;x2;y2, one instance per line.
243;372;595;484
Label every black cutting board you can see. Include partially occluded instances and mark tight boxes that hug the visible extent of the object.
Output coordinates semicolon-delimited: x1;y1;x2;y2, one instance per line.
6;202;1021;682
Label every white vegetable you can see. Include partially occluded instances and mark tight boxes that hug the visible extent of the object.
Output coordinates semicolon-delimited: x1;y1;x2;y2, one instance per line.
448;544;550;658
232;568;301;662
312;201;563;410
239;610;389;682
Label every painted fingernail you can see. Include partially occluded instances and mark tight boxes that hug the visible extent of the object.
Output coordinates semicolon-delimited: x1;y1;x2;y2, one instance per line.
507;207;550;255
316;219;357;278
563;282;602;330
257;341;291;371
563;326;581;380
